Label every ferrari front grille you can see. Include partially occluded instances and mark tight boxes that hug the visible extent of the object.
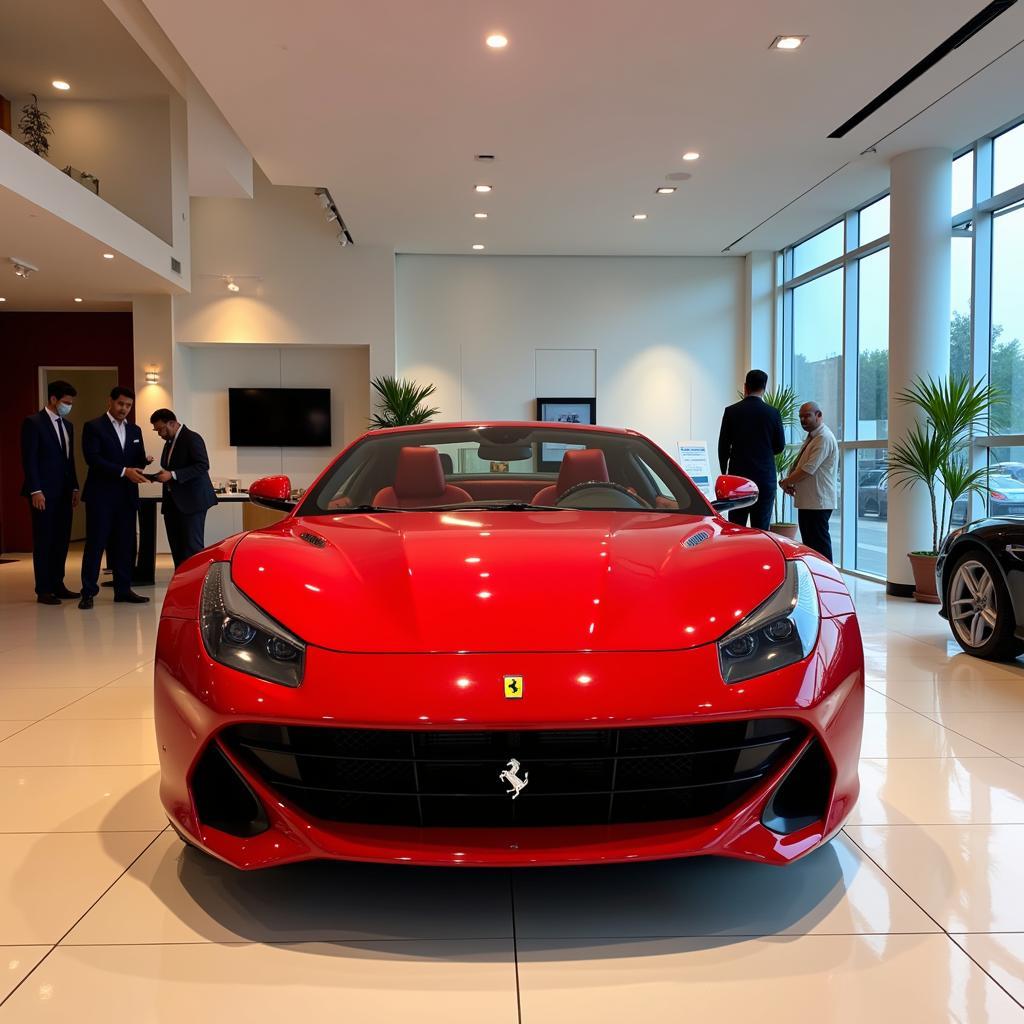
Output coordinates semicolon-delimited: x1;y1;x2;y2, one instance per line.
221;718;805;829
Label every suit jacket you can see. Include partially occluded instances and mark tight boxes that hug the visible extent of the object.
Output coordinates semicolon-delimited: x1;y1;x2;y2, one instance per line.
717;396;786;485
81;414;149;509
160;425;218;516
20;410;79;499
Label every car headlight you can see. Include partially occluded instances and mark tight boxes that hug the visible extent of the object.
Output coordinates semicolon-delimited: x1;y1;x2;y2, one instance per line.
199;562;305;687
717;559;819;684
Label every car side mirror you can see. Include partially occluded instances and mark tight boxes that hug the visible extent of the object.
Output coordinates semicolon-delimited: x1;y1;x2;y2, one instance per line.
712;474;759;514
249;475;296;512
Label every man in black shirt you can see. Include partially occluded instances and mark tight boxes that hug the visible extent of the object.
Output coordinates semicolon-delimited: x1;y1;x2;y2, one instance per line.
717;369;786;530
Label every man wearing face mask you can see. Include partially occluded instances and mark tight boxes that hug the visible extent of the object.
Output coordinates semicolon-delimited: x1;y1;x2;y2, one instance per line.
79;386;152;608
20;380;80;604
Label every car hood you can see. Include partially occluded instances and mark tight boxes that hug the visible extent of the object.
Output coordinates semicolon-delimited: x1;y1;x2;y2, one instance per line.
230;511;787;653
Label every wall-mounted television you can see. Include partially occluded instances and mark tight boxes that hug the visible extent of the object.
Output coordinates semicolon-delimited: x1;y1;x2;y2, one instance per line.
228;388;332;447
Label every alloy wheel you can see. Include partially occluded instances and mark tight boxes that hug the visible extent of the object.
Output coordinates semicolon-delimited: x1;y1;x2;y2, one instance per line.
949;559;999;649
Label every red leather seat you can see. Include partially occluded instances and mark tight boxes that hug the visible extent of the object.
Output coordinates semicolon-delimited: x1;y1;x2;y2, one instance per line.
373;447;473;509
533;449;610;505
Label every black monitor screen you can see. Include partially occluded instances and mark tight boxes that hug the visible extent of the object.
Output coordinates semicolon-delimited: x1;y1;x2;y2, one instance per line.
228;388;332;447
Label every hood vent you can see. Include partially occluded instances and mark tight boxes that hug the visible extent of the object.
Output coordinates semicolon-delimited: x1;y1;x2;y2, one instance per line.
684;530;711;549
299;531;328;548
828;0;1017;139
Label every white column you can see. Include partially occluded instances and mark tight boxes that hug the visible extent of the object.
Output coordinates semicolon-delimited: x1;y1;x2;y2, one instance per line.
886;148;952;594
744;251;776;377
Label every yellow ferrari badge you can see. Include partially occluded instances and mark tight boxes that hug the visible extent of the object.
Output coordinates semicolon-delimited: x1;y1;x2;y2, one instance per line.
503;675;524;699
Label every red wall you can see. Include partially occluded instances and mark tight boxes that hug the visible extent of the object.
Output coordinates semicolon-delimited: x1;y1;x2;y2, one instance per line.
0;312;134;552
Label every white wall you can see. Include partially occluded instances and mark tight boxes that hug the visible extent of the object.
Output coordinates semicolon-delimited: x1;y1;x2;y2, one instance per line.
176;343;370;544
175;166;396;389
30;97;175;242
396;255;744;467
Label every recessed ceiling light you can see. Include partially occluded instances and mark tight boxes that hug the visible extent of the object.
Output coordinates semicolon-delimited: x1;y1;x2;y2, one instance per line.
52;80;71;91
474;212;488;219
474;184;492;193
655;187;676;195
682;151;700;161
633;213;648;220
74;297;83;302
486;34;508;49
472;244;485;250
102;252;115;259
771;35;806;50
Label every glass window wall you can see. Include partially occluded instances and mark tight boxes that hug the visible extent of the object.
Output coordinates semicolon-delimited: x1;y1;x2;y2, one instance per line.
993;122;1024;196
792;269;844;436
793;222;844;277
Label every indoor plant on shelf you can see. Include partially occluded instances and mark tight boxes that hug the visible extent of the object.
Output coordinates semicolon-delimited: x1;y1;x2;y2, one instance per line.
369;375;440;428
886;374;1002;603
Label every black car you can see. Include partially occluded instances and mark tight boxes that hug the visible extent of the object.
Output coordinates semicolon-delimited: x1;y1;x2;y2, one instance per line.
857;470;888;519
937;516;1024;660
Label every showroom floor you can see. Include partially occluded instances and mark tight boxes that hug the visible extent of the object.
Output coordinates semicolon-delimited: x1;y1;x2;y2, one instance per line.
1;556;1023;1021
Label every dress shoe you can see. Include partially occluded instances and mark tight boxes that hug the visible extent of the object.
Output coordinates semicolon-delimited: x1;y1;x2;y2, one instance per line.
114;591;150;604
36;594;61;606
54;587;80;599
78;595;94;610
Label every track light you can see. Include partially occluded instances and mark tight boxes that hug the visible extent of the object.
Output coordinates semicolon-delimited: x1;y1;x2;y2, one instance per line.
313;187;354;247
9;257;39;278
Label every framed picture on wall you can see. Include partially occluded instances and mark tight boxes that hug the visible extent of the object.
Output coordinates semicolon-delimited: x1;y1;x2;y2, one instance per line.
535;397;597;472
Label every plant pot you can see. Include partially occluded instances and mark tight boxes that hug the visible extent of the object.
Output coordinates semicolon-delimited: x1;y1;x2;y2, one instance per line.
770;523;798;540
907;552;940;604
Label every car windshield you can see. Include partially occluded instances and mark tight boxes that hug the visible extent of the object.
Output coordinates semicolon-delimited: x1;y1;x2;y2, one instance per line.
298;424;710;515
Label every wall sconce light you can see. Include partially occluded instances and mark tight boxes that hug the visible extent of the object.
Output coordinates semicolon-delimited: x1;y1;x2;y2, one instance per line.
145;368;160;385
225;276;240;293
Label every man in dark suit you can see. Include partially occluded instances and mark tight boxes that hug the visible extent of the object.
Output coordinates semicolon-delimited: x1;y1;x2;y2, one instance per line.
79;386;151;608
21;379;80;604
717;369;786;530
149;409;217;568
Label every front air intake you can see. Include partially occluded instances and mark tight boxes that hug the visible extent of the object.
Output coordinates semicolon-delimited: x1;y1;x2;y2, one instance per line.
191;743;269;837
761;739;832;835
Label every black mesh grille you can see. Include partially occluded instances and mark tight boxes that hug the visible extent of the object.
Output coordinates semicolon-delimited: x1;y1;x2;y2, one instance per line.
222;718;804;829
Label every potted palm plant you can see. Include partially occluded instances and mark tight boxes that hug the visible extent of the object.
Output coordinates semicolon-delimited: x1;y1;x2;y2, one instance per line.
369;375;440;428
764;385;800;538
886;375;1002;602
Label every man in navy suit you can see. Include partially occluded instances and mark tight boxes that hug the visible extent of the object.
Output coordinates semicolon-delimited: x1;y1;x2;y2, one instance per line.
20;380;80;604
79;386;151;608
717;369;786;530
149;409;218;568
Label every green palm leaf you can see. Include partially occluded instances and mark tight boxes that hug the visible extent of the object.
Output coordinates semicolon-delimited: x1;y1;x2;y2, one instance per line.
369;376;441;428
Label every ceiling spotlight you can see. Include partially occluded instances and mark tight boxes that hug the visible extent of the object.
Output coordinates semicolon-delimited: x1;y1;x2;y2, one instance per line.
486;34;508;49
655;187;676;195
682;151;700;161
474;212;488;219
226;277;240;292
102;252;115;260
632;213;648;220
472;244;485;250
52;80;71;91
74;297;83;303
771;35;806;50
9;257;39;278
474;184;493;193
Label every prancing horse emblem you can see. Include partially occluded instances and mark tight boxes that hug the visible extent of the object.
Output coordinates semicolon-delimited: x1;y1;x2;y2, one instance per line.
499;758;529;799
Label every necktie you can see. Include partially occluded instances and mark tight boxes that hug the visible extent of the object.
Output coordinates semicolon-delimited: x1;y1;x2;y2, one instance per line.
58;420;68;459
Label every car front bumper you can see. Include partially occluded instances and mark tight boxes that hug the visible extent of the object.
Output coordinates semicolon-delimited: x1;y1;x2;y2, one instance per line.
155;596;864;869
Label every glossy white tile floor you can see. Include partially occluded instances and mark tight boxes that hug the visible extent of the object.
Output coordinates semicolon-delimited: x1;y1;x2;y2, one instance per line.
1;556;1023;1021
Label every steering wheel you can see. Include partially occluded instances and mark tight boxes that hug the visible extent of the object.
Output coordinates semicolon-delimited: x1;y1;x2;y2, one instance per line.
556;480;653;510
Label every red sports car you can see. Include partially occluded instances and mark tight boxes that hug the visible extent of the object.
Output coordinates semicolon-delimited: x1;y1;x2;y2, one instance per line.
155;422;863;869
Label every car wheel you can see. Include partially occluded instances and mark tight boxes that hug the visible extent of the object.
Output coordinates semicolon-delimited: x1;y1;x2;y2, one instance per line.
946;550;1024;661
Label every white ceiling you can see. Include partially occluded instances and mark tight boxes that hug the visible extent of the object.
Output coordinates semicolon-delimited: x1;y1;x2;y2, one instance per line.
137;0;1024;256
0;188;179;311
